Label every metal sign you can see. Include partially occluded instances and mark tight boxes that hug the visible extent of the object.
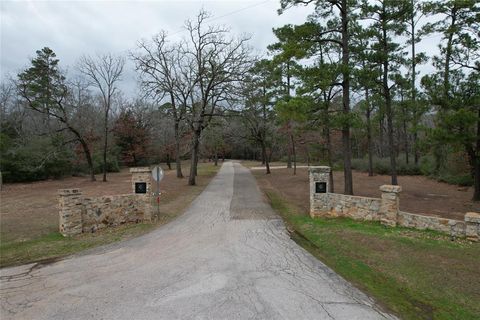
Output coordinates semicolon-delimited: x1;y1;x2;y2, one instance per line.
152;166;164;220
152;166;164;182
135;182;147;194
315;182;327;193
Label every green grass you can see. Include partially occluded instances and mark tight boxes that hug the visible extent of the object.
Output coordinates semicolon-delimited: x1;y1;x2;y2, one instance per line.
0;223;155;268
266;190;480;320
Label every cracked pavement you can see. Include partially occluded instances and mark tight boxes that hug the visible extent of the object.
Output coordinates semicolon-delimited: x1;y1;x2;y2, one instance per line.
0;162;397;320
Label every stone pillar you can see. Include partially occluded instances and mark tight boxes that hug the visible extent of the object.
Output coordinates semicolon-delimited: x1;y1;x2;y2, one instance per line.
309;166;331;218
130;167;152;195
129;167;153;221
58;188;84;236
379;185;401;227
465;212;480;242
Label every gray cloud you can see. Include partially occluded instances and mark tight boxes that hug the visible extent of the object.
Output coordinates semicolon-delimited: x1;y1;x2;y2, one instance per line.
1;0;440;98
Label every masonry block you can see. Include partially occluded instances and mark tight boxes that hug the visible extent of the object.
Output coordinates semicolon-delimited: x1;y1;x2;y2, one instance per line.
58;188;83;236
309;166;331;217
379;185;401;227
465;212;480;241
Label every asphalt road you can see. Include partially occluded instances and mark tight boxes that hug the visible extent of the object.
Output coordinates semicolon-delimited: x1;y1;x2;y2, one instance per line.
0;162;397;320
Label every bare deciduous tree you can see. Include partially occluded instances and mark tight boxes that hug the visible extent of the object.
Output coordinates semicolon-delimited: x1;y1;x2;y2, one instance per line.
132;32;190;178
184;10;252;185
78;53;125;182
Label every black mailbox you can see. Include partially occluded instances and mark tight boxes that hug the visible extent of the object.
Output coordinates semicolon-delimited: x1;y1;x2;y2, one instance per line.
135;182;147;194
315;182;327;193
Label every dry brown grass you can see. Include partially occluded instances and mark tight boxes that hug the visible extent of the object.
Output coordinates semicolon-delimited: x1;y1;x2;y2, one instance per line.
0;162;220;243
249;163;479;220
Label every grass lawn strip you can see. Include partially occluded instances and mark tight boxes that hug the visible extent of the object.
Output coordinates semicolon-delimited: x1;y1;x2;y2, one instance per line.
265;190;480;320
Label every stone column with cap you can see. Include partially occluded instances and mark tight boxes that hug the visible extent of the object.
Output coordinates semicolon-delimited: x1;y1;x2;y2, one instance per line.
58;188;84;236
129;167;153;221
379;185;402;227
465;212;480;242
309;166;331;218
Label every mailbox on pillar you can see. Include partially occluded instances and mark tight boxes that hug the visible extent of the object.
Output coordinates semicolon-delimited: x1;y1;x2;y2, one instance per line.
130;167;151;195
135;182;147;194
315;181;327;193
309;166;331;217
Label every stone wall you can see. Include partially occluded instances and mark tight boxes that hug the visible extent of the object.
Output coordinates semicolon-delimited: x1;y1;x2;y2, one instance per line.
397;211;466;238
322;194;382;221
59;189;84;236
82;194;149;233
59;167;152;236
309;166;480;241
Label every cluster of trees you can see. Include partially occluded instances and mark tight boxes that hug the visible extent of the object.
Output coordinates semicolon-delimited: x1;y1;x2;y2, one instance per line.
0;11;253;186
250;0;479;199
1;1;479;200
131;10;252;185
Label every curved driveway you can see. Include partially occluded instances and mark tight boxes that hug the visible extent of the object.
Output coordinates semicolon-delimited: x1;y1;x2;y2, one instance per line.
1;162;396;320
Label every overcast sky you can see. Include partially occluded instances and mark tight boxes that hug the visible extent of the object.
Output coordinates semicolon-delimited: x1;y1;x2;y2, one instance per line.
1;0;442;98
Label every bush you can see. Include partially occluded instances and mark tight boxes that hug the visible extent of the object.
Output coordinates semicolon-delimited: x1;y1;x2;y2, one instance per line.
351;157;421;176
419;153;473;186
351;154;473;186
93;153;120;174
419;155;436;176
0;136;74;182
436;174;473;186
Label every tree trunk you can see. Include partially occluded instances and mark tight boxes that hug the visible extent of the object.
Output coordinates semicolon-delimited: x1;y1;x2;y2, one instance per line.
410;0;418;166
365;89;374;177
287;143;292;168
166;153;172;170
102;113;108;182
174;121;184;178
341;0;353;195
306;146;310;167
443;7;456;101
381;8;397;185
379;117;384;158
261;141;271;174
383;59;398;185
194;153;198;176
473;157;480;201
384;67;398;185
403;114;409;164
214;146;218;166
69;126;96;182
80;139;96;182
188;131;200;185
285;59;292;173
326;127;334;193
472;109;480;201
413;131;419;165
291;133;296;175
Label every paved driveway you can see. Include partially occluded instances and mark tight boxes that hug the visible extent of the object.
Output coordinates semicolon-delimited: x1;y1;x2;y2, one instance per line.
0;162;397;319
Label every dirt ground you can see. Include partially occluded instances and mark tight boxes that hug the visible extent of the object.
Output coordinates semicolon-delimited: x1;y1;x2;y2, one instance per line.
253;167;480;221
0;163;218;242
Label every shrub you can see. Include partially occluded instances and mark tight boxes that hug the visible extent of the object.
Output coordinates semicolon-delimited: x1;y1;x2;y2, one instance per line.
351;154;473;186
0;136;74;182
419;153;473;186
436;174;473;186
93;153;120;174
351;157;421;176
